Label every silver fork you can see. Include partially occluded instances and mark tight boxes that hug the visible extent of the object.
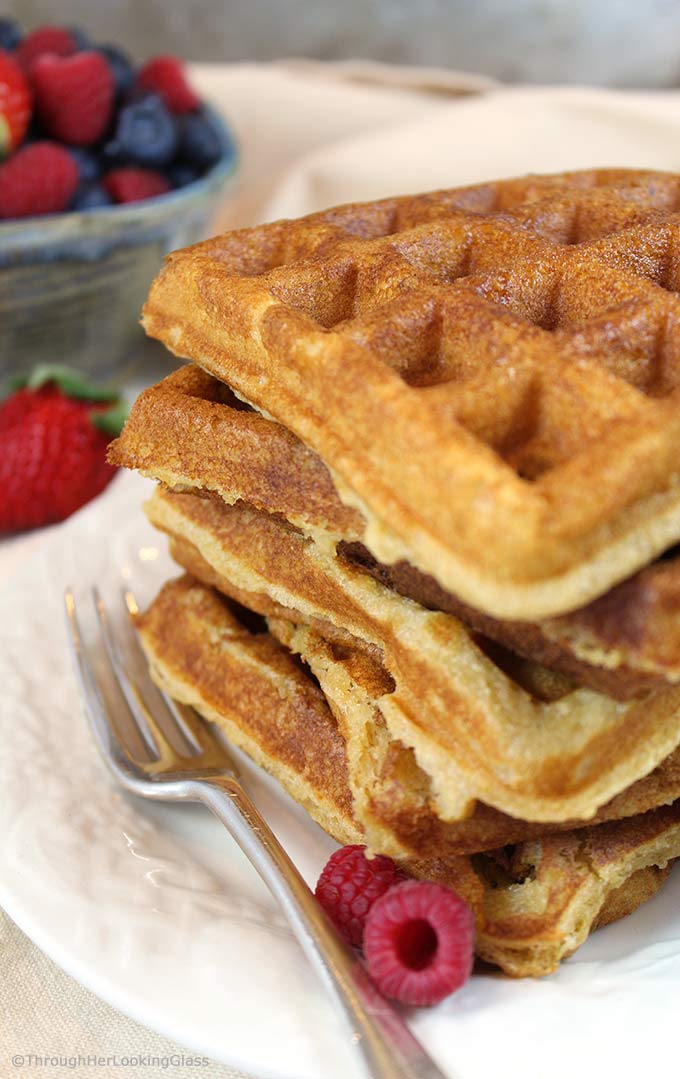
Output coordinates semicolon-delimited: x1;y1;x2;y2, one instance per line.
64;586;450;1079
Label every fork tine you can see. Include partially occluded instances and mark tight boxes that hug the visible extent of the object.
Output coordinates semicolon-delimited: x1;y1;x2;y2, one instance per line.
164;693;239;766
115;587;206;757
64;588;146;785
95;587;210;767
122;586;230;760
92;587;169;763
123;585;244;775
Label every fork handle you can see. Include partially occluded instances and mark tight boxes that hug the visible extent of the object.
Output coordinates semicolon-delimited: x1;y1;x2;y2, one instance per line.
192;777;450;1079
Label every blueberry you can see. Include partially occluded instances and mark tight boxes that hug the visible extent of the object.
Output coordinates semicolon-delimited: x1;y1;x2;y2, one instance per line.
166;162;200;188
99;140;127;169
68;25;91;50
69;147;101;183
0;17;21;50
97;44;135;99
71;183;113;211
123;86;154;106
179;110;225;170
114;93;178;167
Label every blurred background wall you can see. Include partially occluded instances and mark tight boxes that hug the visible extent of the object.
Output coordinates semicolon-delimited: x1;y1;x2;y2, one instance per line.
8;0;680;87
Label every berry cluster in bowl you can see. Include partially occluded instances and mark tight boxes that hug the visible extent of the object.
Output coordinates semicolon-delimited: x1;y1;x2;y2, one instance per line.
0;18;235;218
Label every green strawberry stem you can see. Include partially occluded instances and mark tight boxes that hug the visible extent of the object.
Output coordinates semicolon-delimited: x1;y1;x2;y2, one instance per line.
91;400;129;437
7;363;120;402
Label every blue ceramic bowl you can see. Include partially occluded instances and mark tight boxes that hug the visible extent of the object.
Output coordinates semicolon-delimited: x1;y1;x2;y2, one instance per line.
0;108;238;382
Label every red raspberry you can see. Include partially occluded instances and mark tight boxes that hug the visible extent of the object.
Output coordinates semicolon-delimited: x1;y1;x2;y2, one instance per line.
0;142;78;218
0;50;32;153
16;26;78;72
104;167;171;204
363;880;474;1006
314;845;404;948
32;51;114;146
136;55;200;114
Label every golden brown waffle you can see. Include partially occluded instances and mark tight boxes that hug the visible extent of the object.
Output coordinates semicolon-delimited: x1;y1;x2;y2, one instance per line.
162;527;680;856
136;574;680;978
144;486;680;826
268;614;680;853
110;364;680;697
109;366;361;539
140;169;680;621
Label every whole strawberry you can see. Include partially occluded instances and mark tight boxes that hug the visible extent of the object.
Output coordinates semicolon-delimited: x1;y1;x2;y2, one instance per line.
0;49;32;155
0;366;127;533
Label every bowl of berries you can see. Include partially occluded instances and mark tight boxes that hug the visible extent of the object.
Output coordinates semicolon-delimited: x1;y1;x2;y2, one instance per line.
0;20;238;381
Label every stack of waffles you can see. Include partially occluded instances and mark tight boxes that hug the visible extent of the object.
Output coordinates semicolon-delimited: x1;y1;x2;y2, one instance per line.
112;168;680;978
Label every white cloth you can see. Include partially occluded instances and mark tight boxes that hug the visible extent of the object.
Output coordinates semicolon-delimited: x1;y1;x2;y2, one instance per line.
1;910;247;1079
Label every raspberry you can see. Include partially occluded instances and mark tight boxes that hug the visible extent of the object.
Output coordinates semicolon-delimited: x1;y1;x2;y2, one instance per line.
32;51;114;146
16;26;77;72
363;880;474;1006
103;167;171;204
0;142;78;218
314;845;404;948
136;55;200;114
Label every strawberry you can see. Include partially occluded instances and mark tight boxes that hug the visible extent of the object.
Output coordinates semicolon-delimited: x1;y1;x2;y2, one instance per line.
103;167;170;203
136;55;200;114
32;50;114;146
16;25;78;72
0;142;78;218
0;50;32;155
0;366;127;534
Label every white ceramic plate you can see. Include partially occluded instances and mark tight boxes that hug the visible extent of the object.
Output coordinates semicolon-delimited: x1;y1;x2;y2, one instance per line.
6;86;680;1078
2;470;680;1079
